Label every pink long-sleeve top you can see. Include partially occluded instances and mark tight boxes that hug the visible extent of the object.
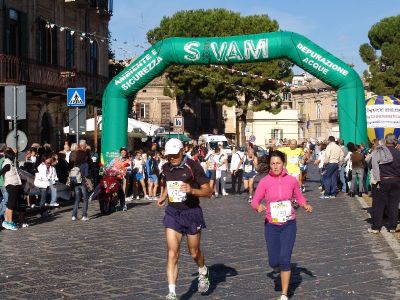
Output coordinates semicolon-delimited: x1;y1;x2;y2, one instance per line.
251;168;307;225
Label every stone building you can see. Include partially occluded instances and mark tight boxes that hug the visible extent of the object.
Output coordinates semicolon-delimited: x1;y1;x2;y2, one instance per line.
290;73;339;142
0;0;111;150
133;75;178;130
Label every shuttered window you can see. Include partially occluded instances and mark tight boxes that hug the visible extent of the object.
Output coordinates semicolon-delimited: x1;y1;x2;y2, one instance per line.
160;102;171;126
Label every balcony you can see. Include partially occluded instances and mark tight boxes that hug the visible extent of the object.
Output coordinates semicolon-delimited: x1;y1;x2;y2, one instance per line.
329;112;338;122
298;113;306;122
0;54;108;98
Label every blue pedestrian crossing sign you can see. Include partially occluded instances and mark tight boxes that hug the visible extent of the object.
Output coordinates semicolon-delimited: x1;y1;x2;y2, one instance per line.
67;88;86;107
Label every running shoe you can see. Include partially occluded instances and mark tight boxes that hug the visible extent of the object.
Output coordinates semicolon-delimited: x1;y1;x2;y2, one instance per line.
49;202;60;207
136;195;140;200
165;292;177;300
278;295;288;300
2;221;18;230
222;192;229;196
367;228;379;234
72;216;77;221
81;216;89;221
198;268;210;293
122;205;128;212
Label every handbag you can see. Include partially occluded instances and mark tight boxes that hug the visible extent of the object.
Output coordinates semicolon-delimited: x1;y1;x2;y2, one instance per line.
34;173;49;189
84;177;94;192
347;169;353;181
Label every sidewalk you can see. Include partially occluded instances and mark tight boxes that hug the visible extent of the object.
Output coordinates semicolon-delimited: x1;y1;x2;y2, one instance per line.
0;165;399;299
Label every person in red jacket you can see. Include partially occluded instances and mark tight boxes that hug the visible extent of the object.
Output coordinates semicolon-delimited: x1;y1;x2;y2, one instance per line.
251;150;313;300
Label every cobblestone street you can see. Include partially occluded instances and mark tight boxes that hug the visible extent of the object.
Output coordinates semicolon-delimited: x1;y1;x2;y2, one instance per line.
1;166;400;299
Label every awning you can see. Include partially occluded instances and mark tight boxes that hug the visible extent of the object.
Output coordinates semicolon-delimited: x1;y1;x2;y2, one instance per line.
63;116;162;137
161;133;191;142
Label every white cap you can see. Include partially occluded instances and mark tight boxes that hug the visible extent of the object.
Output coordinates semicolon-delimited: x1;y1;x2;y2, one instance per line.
165;138;183;155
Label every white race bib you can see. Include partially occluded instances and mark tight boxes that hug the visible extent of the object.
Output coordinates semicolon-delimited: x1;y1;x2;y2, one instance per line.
289;156;298;165
270;200;292;223
244;164;253;173
167;181;187;203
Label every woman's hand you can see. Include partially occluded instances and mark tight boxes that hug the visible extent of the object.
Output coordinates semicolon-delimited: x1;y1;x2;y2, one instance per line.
303;203;313;213
256;204;266;213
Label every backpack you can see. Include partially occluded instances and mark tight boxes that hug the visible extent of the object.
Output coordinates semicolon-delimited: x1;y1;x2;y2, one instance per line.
149;157;159;175
69;166;82;186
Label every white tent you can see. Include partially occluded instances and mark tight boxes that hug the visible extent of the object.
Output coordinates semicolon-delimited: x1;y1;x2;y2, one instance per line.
63;116;162;137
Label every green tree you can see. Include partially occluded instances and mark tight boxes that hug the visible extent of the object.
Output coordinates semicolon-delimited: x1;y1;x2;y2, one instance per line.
147;9;293;144
359;15;400;97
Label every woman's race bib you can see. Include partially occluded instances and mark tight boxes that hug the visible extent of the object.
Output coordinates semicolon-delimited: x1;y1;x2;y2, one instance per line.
270;200;292;223
167;181;187;203
244;164;253;173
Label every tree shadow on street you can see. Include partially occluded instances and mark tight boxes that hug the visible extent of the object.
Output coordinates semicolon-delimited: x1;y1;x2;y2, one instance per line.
267;263;315;298
180;263;238;300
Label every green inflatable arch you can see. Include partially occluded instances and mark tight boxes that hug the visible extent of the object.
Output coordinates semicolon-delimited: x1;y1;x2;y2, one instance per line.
101;31;367;163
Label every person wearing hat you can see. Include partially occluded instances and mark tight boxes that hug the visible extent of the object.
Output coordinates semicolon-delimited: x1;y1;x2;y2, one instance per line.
157;139;212;300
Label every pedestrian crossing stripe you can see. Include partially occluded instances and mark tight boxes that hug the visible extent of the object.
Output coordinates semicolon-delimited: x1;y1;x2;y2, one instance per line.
70;91;84;105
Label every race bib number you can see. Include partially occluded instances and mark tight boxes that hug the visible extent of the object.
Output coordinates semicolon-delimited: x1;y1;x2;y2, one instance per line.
270;200;292;223
289;156;298;165
167;181;187;203
244;164;253;173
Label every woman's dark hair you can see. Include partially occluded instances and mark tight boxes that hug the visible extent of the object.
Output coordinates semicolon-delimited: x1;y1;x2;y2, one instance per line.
347;142;356;152
269;150;286;164
41;153;52;162
4;148;15;160
256;156;270;174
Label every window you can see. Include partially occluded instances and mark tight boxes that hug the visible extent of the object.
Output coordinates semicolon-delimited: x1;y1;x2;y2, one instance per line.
316;103;322;119
299;103;304;115
5;9;28;57
299;127;304;139
136;103;149;120
88;41;98;74
315;125;321;138
283;92;291;101
66;30;75;68
271;129;283;140
38;18;58;64
160;103;171;126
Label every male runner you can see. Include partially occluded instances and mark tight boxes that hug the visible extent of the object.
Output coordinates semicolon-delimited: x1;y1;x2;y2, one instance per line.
157;139;212;300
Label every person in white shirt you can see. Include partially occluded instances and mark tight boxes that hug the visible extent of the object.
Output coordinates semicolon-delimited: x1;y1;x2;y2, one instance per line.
215;148;229;196
36;155;59;216
230;145;243;194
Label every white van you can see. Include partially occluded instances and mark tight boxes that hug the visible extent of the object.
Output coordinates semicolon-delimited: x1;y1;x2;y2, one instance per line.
198;134;232;157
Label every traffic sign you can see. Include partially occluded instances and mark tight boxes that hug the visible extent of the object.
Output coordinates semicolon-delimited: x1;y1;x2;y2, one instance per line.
173;116;184;133
67;88;86;107
249;135;256;143
4;85;26;120
69;108;86;134
245;127;251;137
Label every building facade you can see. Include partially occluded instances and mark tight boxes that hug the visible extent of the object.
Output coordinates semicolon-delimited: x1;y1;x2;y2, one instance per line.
290;74;339;142
0;0;111;150
133;75;179;130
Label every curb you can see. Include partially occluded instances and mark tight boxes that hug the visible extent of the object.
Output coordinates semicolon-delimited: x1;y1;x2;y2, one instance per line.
356;195;400;261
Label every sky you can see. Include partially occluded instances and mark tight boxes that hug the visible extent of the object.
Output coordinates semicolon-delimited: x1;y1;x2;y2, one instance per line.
109;0;400;75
